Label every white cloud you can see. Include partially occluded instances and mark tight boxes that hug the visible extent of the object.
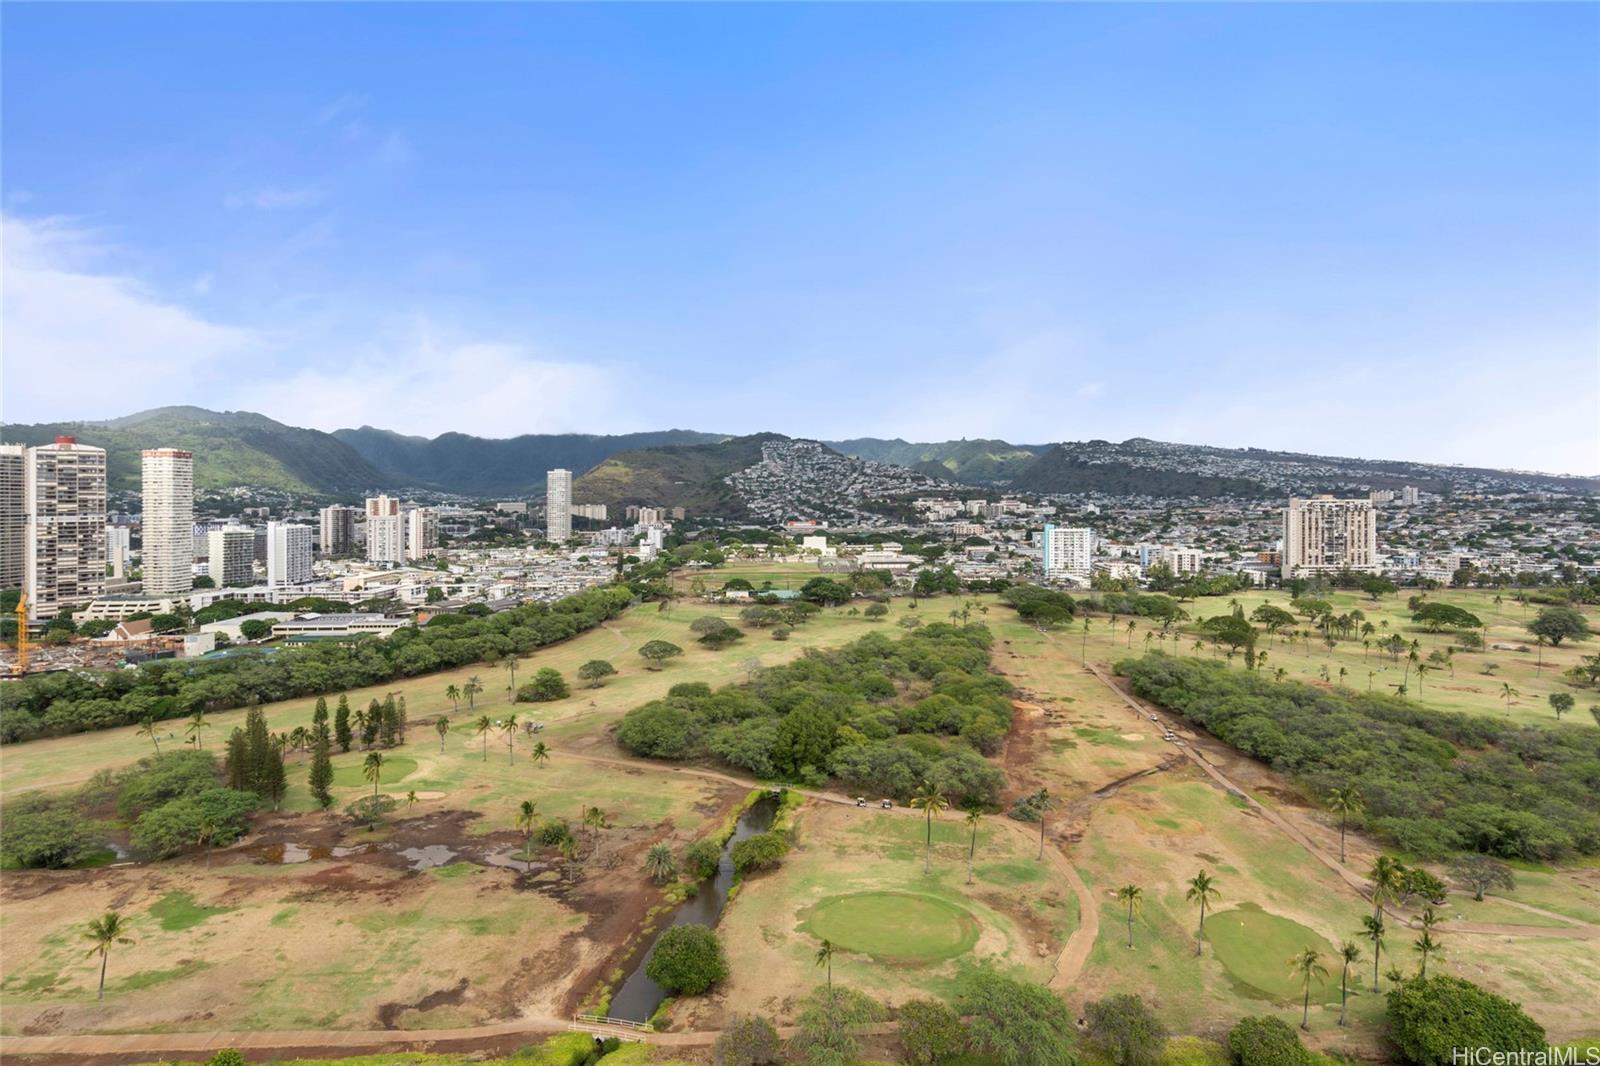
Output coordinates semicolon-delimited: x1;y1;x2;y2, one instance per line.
222;186;325;210
1;214;258;422
245;327;628;438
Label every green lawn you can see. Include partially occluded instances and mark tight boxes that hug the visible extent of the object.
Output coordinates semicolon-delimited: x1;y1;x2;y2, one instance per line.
330;754;417;788
802;891;981;962
1202;902;1338;1002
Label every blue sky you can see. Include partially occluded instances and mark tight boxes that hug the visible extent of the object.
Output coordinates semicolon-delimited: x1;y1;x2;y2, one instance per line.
3;4;1596;473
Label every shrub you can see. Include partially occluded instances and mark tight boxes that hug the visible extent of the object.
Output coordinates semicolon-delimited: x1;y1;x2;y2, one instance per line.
519;667;571;702
117;750;221;819
537;819;574;846
713;1013;782;1066
577;660;617;687
206;1052;246;1066
0;796;100;869
1386;976;1545;1066
1226;1016;1309;1066
1085;993;1167;1066
958;969;1075;1066
644;924;728;995
131;788;258;859
730;831;789;875
898;997;967;1065
684;838;722;880
790;985;886;1066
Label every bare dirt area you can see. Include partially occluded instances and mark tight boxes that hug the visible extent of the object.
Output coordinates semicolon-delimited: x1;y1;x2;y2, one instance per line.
0;782;747;1039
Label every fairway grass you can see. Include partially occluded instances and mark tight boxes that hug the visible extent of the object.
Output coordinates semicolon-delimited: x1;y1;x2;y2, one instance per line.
1202;902;1337;1002
802;891;980;962
330;754;418;788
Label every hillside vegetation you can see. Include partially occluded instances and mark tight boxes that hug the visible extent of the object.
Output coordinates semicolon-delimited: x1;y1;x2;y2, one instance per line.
3;407;384;494
826;437;1049;484
334;426;725;494
573;433;781;516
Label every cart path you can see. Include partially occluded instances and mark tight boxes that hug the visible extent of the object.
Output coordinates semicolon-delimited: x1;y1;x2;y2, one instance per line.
1082;662;1597;942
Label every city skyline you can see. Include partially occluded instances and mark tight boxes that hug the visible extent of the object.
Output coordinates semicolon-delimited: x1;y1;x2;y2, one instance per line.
3;4;1596;474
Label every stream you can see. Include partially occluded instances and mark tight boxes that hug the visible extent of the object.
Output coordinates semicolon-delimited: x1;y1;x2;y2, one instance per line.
604;792;779;1023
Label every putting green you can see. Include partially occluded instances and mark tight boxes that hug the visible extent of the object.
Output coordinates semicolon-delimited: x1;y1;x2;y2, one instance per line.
331;755;418;788
1204;902;1337;1002
802;892;980;962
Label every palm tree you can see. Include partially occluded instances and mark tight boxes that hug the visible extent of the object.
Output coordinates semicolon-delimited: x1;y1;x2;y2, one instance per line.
83;911;134;1001
1328;785;1364;865
1289;948;1328;1030
964;806;982;885
185;710;209;750
1033;788;1055;861
363;751;384;798
506;657;519;698
1499;682;1520;712
1361;914;1386;992
1337;940;1362;1026
645;842;677;883
583;805;608;853
516;799;539;868
910;779;947;875
1369;855;1404;920
462;676;482;712
1080;617;1091;664
406;789;418;811
531;741;550;768
1185;870;1220;956
136;715;162;754
474;714;492;760
1414;662;1431;694
1414;905;1443;978
815;938;835;991
1412;928;1441;979
501;713;518;763
558;835;579;880
1116;884;1143;948
435;715;450;753
445;684;460;713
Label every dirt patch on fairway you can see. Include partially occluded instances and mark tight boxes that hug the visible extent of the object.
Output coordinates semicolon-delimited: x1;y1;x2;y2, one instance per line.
376;977;470;1028
1001;700;1048;800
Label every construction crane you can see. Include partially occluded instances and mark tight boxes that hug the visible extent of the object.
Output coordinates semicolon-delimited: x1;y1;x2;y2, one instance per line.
13;590;28;675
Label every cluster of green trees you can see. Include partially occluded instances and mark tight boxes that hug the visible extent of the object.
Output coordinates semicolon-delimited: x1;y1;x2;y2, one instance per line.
222;706;287;810
616;624;1009;806
0;584;635;744
2;749;262;868
1119;654;1600;859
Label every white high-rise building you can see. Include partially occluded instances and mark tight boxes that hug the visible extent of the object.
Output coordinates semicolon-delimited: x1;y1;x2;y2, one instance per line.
106;525;133;580
0;444;24;590
1041;524;1094;578
405;507;439;561
319;504;359;557
365;496;405;564
140;448;194;595
545;469;572;542
547;470;572;544
1283;496;1379;577
206;527;256;587
266;522;314;587
23;437;108;620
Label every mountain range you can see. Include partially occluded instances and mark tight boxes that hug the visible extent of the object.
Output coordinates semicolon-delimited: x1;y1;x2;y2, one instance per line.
3;407;1593;503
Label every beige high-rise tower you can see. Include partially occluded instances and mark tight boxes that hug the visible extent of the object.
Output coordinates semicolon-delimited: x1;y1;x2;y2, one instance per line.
23;436;108;621
141;448;195;595
1282;495;1379;577
365;495;405;564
